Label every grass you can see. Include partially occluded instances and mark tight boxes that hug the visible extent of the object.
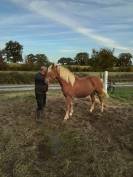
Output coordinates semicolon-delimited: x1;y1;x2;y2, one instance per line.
0;90;61;101
0;91;133;177
110;87;133;104
0;91;34;100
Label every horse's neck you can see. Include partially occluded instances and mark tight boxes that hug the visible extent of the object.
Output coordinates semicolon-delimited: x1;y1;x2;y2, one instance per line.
56;68;75;89
56;76;66;88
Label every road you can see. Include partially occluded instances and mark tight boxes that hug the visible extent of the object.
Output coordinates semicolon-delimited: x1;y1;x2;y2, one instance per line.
0;83;133;92
0;84;60;92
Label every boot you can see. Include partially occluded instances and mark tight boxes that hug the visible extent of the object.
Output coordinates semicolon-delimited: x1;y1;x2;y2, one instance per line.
35;109;42;122
41;108;45;118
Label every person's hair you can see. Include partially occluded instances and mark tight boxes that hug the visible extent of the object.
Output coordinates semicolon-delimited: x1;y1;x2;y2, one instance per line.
40;66;47;71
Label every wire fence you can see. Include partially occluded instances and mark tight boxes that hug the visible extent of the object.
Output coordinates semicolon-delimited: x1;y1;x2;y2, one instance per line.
100;71;133;101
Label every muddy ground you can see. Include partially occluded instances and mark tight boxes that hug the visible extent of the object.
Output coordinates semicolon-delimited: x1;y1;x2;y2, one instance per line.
0;91;133;177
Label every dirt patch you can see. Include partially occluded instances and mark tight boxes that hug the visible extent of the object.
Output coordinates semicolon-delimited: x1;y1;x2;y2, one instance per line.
0;92;133;177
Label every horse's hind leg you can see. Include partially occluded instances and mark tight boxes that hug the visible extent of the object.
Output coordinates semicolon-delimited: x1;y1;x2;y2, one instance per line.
98;94;104;112
89;93;96;113
64;96;71;120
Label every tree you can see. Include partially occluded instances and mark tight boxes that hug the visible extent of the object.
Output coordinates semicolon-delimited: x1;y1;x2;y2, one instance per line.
91;48;115;70
25;53;50;67
5;41;23;63
117;53;132;67
90;49;98;67
74;52;89;65
0;49;6;65
58;57;74;65
35;54;49;66
25;54;36;64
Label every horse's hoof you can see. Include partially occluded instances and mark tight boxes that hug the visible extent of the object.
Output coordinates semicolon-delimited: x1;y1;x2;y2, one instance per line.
69;113;73;117
64;115;69;120
89;109;93;113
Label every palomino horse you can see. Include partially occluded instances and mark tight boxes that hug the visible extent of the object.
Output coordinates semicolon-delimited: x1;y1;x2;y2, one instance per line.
47;64;107;120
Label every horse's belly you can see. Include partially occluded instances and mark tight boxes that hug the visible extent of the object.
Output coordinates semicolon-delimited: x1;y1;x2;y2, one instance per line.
74;87;92;98
75;94;89;98
73;80;94;98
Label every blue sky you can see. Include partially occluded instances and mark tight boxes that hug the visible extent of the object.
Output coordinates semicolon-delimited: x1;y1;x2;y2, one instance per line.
0;0;133;62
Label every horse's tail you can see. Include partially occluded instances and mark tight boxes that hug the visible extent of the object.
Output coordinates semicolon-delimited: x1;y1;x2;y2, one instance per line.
101;88;109;98
100;78;109;98
90;76;109;98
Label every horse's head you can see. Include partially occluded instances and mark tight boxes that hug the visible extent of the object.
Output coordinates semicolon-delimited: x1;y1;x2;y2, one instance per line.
47;64;59;82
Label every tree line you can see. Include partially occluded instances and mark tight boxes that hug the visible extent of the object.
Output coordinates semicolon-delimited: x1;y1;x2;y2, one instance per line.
0;40;133;71
0;41;50;66
58;49;132;69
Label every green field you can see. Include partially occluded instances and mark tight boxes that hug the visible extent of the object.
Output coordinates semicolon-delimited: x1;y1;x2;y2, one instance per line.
110;87;133;104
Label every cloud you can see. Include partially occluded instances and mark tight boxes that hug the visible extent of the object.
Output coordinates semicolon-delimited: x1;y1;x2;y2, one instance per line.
8;0;133;53
0;14;34;25
0;31;75;41
59;49;78;53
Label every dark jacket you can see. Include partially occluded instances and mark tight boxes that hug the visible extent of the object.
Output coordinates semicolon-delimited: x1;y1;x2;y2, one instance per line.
35;72;48;94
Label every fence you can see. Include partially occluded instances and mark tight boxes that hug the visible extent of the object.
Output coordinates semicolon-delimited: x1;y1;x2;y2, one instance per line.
102;71;133;101
0;71;133;98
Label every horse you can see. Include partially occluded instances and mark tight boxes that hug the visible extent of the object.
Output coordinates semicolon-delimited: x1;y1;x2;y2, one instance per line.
47;64;108;121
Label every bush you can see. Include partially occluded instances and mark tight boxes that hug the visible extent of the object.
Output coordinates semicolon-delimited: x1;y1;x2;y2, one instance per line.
0;63;46;71
119;66;133;72
0;63;8;70
0;71;36;84
108;73;133;82
0;63;133;72
66;65;93;72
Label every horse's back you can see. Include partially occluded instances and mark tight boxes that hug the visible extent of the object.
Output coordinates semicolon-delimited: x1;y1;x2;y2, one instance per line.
87;76;103;91
73;76;103;98
76;75;102;86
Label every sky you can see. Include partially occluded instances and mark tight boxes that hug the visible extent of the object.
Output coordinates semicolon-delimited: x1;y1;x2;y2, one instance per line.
0;0;133;62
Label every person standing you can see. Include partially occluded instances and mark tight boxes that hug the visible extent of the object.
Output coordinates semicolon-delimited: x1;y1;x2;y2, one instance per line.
35;66;48;121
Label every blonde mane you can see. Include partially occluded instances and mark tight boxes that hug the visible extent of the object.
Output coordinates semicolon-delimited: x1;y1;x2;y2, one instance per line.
48;65;52;72
58;66;75;86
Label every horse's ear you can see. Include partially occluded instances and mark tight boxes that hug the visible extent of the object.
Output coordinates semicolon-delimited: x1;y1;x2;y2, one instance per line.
53;64;58;68
51;63;55;69
51;63;58;70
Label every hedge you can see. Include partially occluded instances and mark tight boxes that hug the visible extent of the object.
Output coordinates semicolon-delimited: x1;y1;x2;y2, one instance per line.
0;71;133;84
0;63;48;71
0;63;133;72
0;72;35;84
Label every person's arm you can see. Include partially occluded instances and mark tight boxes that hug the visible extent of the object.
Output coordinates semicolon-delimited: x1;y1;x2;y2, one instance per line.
44;79;48;92
34;74;37;87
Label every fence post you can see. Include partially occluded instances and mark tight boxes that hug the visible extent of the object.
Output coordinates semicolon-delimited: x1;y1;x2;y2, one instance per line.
104;71;108;93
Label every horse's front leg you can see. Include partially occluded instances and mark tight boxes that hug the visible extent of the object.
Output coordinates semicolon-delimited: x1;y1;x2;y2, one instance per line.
69;101;73;117
64;96;71;120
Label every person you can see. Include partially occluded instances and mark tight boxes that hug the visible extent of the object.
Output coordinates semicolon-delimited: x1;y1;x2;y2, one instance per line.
107;79;115;93
35;66;48;121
